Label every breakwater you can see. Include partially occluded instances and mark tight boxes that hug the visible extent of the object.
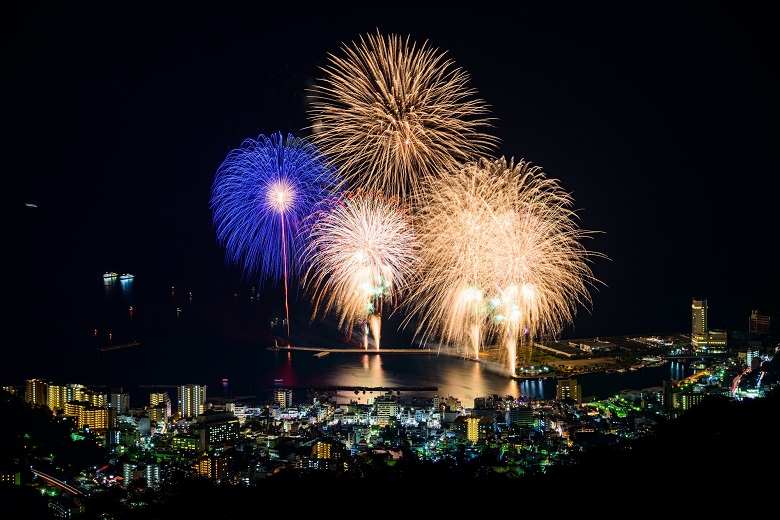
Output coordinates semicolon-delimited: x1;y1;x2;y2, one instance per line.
271;345;436;354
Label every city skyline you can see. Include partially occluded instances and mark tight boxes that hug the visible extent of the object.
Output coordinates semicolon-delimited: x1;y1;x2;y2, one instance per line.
7;5;777;364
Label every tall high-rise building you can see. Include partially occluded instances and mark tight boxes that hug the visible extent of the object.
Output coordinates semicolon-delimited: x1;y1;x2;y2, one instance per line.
178;384;206;419
25;379;49;407
110;388;130;416
47;384;69;412
691;297;708;348
749;310;770;334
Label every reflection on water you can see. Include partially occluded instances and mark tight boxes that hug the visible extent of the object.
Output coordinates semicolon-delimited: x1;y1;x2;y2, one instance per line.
8;273;688;410
248;351;557;406
518;378;548;399
240;351;687;407
669;360;686;381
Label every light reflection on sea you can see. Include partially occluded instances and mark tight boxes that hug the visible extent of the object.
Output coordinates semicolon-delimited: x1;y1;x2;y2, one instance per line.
9;273;689;409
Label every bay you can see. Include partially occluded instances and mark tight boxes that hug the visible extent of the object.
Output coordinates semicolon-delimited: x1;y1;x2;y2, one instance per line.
7;272;691;409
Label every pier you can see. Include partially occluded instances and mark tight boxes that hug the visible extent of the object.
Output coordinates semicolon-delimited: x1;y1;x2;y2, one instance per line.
270;344;437;354
259;385;438;393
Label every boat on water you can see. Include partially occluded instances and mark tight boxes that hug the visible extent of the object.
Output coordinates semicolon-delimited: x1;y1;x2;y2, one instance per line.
103;272;118;279
119;273;135;280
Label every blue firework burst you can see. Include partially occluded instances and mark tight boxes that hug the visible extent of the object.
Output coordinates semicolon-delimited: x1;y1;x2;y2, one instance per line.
210;132;339;291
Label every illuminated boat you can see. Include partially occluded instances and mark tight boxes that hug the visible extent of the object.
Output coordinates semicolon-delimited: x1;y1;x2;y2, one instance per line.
103;272;118;279
119;273;135;280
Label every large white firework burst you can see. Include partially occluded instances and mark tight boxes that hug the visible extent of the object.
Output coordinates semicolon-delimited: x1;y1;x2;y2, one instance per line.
306;30;499;204
300;190;421;349
403;157;607;375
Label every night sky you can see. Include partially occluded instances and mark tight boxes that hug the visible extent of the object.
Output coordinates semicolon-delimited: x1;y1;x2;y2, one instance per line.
6;4;777;346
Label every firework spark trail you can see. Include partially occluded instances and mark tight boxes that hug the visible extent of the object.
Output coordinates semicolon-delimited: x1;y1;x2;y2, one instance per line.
401;163;502;359
306;30;499;205
300;190;421;349
208;36;606;369
210;132;339;337
403;157;607;376
484;160;604;362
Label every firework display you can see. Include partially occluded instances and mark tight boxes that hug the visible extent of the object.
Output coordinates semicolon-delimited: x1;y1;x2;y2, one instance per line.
402;157;606;376
300;190;421;349
211;32;606;374
306;30;499;204
210;132;339;335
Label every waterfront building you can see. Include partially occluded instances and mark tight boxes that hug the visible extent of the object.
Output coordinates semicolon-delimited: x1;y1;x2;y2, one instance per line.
691;297;708;348
705;329;728;352
692;297;728;351
556;378;582;404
